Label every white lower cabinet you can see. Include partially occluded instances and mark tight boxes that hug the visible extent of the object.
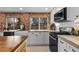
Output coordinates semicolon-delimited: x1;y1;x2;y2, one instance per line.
67;44;79;52
27;32;37;45
58;38;67;52
15;31;28;36
58;37;79;52
40;32;49;45
66;44;72;52
27;31;49;45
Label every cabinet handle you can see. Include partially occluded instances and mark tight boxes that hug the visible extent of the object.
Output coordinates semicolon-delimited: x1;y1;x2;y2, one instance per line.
64;49;68;52
72;49;76;52
60;41;64;44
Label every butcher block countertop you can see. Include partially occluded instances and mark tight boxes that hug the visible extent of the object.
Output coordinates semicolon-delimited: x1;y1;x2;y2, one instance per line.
0;36;28;52
58;35;79;49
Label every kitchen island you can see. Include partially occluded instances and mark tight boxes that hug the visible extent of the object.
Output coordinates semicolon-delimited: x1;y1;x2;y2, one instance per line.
0;36;28;52
58;35;79;52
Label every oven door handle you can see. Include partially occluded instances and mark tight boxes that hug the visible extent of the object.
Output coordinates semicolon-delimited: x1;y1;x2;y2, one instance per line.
49;35;56;41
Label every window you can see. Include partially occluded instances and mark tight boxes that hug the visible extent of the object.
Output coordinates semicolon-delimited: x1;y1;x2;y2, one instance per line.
30;16;49;30
6;16;21;30
40;17;48;29
30;17;39;30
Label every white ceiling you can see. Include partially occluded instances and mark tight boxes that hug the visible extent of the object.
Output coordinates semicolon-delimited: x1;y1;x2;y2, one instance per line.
0;7;53;12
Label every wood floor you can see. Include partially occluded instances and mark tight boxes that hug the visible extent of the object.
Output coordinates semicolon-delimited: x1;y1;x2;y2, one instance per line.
27;45;50;52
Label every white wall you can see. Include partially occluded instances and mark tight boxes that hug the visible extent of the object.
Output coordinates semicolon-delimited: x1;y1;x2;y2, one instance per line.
67;7;79;21
53;7;64;14
50;9;54;24
60;22;74;27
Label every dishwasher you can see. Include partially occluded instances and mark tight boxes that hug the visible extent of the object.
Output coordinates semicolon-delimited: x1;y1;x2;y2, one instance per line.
49;32;58;52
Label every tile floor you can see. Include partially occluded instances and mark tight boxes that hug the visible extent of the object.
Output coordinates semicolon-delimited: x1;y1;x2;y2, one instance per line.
27;45;50;52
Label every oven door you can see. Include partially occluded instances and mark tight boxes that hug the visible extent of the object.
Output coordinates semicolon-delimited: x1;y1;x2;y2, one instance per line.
49;35;57;46
49;34;58;52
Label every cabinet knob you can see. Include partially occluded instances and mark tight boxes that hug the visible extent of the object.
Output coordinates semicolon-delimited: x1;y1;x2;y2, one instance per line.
72;49;76;52
60;41;64;44
64;49;68;52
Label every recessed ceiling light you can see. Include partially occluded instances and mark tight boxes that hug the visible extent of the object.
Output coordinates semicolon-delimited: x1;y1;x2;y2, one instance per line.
19;8;23;10
45;8;48;11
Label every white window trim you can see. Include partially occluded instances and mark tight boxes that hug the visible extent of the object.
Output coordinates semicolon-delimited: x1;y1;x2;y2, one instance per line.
30;16;49;31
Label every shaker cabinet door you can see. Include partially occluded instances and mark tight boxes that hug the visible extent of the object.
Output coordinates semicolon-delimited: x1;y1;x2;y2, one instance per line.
27;32;37;45
67;43;79;52
58;38;67;52
41;32;49;45
27;32;49;45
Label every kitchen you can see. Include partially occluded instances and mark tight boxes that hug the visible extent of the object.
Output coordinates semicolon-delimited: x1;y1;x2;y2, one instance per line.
0;7;79;52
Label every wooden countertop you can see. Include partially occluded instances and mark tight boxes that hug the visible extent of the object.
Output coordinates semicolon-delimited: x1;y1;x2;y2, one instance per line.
0;36;28;52
58;35;79;49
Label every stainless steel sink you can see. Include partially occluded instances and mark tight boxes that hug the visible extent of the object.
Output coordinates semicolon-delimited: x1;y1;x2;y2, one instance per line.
3;32;14;36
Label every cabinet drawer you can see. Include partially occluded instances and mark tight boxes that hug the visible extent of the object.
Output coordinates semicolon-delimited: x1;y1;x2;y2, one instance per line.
67;44;79;52
66;43;72;52
58;38;67;47
58;38;67;52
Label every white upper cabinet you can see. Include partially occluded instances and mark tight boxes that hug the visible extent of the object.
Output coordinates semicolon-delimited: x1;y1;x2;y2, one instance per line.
67;7;79;21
